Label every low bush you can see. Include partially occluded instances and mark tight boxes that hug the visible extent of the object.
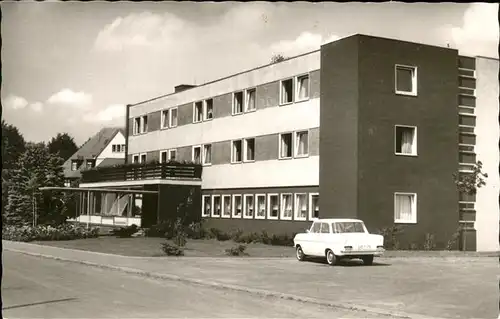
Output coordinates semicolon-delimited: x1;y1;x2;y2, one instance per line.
225;244;248;256
2;224;100;242
144;221;176;239
185;221;207;239
423;233;436;251
377;225;404;250
161;242;184;256
207;228;231;241
446;226;462;251
111;224;139;238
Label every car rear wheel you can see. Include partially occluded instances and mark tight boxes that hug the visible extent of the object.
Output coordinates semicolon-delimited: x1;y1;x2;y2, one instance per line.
296;245;306;261
362;255;374;265
326;249;337;266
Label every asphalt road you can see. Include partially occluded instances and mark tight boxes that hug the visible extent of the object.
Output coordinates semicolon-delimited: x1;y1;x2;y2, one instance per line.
1;251;389;318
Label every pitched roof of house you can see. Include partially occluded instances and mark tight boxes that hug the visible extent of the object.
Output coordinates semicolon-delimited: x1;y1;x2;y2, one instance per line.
98;158;125;167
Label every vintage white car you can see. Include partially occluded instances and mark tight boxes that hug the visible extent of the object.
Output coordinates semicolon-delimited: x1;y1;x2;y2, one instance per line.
293;218;385;266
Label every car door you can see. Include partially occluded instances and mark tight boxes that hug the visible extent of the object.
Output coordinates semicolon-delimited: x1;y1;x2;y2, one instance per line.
303;222;321;256
318;222;331;255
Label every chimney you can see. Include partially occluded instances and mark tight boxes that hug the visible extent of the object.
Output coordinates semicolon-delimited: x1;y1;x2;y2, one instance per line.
174;84;197;93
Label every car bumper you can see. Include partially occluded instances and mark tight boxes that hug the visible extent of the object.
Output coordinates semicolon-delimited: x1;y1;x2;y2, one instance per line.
338;249;385;257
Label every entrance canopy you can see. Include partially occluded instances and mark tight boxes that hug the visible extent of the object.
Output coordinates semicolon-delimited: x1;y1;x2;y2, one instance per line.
39;186;158;195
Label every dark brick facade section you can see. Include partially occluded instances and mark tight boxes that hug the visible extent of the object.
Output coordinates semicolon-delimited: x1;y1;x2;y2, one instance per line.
177;146;192;162
211;141;231;165
458;95;476;107
320;35;460;248
254;134;279;161
309;70;321;99
459;77;476;89
309;127;320;156
177;102;193;126
256;81;280;110
147;111;161;132
458;56;476;69
146;150;159;163
213;93;233;118
459;115;476;126
459;134;476;145
128;119;134;136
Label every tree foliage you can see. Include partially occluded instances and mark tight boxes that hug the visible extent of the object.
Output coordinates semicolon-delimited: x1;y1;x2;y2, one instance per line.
2;120;26;170
270;54;287;64
48;132;78;162
453;160;488;196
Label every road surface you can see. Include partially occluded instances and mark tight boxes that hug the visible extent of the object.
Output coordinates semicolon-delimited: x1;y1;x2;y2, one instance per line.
2;251;388;318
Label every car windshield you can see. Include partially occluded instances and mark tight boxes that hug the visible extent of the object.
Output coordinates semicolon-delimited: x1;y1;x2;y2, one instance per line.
332;222;365;233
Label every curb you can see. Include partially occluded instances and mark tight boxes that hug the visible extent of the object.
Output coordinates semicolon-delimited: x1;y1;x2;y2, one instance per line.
5;247;435;319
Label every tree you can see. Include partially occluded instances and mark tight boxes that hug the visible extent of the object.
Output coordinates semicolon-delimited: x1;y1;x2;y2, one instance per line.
2;120;26;170
47;132;78;162
5;143;67;226
453;160;488;198
271;54;287;64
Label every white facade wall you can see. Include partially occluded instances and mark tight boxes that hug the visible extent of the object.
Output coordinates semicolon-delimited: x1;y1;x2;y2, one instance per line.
95;131;126;166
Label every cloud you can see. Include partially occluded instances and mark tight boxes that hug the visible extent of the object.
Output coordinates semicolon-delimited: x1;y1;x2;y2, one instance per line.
3;95;28;110
47;89;92;108
30;102;43;112
84;103;125;123
269;32;340;57
450;3;499;58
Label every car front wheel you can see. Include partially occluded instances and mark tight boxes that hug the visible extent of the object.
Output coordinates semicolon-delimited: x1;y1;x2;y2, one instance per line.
326;249;337;266
362;255;374;265
296;245;306;261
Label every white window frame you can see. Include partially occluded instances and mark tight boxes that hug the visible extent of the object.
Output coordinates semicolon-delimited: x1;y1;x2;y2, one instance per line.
280;193;293;220
139;153;147;164
244;88;257;112
133;117;141;135
231;139;243;163
232;194;242;218
255;194;266;220
132;154;140;164
394;125;418;156
267;193;279;220
221;195;231;218
308;193;319;221
294;193;308;221
211;195;221;218
193;101;203;123
168;149;177;161
161;109;169;129
294;130;309;158
395;64;418;96
140;115;148;134
169;107;178;128
71;161;78;171
278;132;293;160
232;91;244;115
243;194;254;219
279;78;294;105
159;150;168;163
203;99;214;121
243;137;256;162
202;144;212;166
202;195;211;218
394;192;417;224
295;73;310;102
192;145;202;164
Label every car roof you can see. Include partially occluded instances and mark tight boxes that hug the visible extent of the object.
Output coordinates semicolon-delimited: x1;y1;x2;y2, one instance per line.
310;218;364;223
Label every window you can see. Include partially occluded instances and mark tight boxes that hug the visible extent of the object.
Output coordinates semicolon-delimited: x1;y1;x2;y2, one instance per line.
255;194;266;219
121;144;126;151
309;193;319;220
203;144;212;165
320;222;330;234
395;65;417;95
202;195;211;217
279;133;293;159
161;109;169;129
232;195;242;218
140;153;147;163
294;193;307;221
133;117;141;135
244;138;255;162
112;145;117;152
280;194;293;220
394;193;417;223
280;78;294;104
140;116;148;133
233;91;244;115
168;149;177;161
71;161;78;171
212;195;221;217
296;74;310;101
395;126;417;156
222;195;231;218
192;146;201;164
193;101;203;123
204;99;214;121
169;107;178;127
132;155;139;164
231;140;243;163
267;194;279;219
160;150;168;163
295;131;309;157
243;195;254;219
245;88;256;112
311;222;321;233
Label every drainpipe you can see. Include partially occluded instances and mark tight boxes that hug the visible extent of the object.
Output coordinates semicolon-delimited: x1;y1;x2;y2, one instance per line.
124;104;131;165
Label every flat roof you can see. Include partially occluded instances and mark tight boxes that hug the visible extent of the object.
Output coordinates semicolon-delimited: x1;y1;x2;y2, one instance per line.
39;187;158;194
311;218;364;223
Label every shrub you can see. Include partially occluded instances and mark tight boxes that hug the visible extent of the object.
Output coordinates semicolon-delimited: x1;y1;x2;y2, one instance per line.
423;233;436;251
377;225;404;250
111;224;139;238
225;244;248;256
185;221;206;239
207;228;231;241
144;221;176;239
2;224;100;242
446;226;462;251
161;242;184;256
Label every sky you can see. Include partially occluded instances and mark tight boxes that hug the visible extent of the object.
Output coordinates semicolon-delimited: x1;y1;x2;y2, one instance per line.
1;2;498;146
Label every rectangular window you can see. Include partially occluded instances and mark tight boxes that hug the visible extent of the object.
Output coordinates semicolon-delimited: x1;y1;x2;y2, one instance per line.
140;116;148;133
232;195;242;218
212;195;221;217
133;117;141;135
168;149;177;161
395;65;417;95
267;194;279;219
294;193;307;221
245;88;256;112
232;140;243;163
161;109;169;129
320;222;330;234
169;107;178;128
296;74;310;101
395;126;417;156
121;144;126;152
193;101;203;123
280;78;294;104
192;146;201;164
112;145;117;152
222;195;231;218
309;193;319;220
233;91;244;115
71;161;78;171
204;99;214;121
160;150;168;163
132;155;139;164
280;194;293;220
394;193;417;223
255;194;266;219
279;133;293;159
244;138;255;162
243;194;254;219
140;153;147;163
202;195;211;217
295;131;309;157
203;144;212;165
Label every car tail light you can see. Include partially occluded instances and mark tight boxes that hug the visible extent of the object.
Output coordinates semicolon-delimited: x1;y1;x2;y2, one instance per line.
376;245;384;249
344;246;353;250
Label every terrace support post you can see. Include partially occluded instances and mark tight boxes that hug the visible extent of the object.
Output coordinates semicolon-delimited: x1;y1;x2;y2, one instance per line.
124;104;131;165
86;190;90;230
